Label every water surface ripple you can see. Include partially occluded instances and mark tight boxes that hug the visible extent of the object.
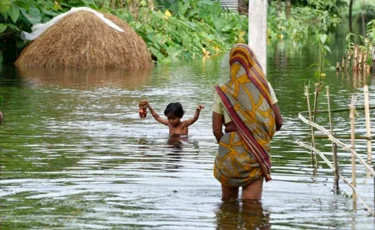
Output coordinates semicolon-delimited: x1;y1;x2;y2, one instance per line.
0;41;374;229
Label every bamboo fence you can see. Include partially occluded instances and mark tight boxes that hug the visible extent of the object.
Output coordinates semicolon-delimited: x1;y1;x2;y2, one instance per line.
296;85;375;216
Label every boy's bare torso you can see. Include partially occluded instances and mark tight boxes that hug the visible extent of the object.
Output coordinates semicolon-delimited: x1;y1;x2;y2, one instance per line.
168;122;188;135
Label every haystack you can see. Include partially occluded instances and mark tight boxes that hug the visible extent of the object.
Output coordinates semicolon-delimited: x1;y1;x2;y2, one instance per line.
15;10;153;69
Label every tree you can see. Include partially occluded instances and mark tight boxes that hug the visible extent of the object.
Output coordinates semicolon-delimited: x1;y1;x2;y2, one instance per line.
349;0;354;33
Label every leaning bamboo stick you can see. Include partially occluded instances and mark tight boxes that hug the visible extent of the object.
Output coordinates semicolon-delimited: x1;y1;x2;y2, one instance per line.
298;113;375;176
349;96;357;201
306;105;375;114
295;140;374;216
363;85;372;163
302;134;373;140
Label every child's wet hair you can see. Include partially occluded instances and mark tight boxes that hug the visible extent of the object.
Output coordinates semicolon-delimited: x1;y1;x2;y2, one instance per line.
164;102;184;118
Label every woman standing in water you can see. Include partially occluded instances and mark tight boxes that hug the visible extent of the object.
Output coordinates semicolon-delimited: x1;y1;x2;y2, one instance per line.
212;43;283;200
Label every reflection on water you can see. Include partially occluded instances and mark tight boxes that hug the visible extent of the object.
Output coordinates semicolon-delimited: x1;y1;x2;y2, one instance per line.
335;69;373;89
216;200;270;230
0;34;375;228
167;134;188;149
17;66;153;89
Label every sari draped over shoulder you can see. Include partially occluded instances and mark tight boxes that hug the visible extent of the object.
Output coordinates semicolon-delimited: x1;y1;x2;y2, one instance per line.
214;44;276;186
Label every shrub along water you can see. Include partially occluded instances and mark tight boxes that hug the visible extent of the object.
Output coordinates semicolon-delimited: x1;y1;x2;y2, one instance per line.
1;0;374;64
0;0;247;64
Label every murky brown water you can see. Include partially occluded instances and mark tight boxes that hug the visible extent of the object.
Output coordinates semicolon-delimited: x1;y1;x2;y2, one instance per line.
1;39;375;229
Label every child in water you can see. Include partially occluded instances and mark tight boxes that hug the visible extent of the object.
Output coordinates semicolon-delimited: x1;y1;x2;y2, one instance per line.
145;101;204;135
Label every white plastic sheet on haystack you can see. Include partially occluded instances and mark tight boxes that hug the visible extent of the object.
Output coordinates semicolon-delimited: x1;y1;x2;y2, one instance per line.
21;7;124;41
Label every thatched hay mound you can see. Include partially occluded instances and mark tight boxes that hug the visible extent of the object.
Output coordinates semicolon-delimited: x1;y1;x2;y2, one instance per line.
15;11;153;69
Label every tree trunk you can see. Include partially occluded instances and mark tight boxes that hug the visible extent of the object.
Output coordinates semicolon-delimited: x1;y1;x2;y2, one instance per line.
361;0;366;37
285;0;291;19
349;0;354;33
238;0;248;15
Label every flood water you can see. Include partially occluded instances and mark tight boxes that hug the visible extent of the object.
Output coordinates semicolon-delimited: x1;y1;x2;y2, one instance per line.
1;34;375;229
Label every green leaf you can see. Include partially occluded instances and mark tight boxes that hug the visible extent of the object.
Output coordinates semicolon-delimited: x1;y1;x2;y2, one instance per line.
0;96;3;104
323;45;331;53
0;24;7;33
7;24;20;32
16;39;26;49
41;8;58;17
319;34;327;44
177;1;189;17
15;0;30;10
221;24;232;32
9;4;20;23
0;0;11;16
20;7;41;24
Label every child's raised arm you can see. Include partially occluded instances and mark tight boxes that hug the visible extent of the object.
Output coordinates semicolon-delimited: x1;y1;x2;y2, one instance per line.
147;102;169;126
182;104;204;127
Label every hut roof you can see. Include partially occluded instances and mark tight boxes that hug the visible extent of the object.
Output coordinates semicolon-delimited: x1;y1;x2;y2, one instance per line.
15;10;153;69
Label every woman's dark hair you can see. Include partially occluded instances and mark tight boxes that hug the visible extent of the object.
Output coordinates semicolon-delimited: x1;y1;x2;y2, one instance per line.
164;102;184;118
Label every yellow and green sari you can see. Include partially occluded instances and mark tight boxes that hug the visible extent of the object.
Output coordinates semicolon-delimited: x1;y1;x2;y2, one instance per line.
214;44;276;186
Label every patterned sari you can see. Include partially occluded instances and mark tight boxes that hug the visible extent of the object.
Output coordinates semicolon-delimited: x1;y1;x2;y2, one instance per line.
214;44;276;186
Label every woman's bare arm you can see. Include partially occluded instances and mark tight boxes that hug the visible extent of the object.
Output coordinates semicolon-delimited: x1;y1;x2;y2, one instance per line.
272;103;283;131
212;112;224;143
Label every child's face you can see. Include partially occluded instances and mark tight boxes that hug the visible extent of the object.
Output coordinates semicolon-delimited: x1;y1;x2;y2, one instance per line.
166;114;181;127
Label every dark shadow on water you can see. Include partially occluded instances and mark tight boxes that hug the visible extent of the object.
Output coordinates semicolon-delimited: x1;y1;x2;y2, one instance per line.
137;134;189;151
167;134;188;151
137;135;198;171
165;134;188;170
216;200;270;230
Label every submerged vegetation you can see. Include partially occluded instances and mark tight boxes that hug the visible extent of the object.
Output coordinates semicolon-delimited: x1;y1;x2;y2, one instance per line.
0;0;374;64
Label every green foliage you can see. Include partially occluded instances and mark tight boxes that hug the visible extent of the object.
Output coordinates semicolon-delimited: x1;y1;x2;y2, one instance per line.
114;0;247;61
344;19;375;65
349;0;375;17
296;0;348;16
309;33;331;82
367;19;375;44
0;0;247;63
0;0;65;63
268;3;341;42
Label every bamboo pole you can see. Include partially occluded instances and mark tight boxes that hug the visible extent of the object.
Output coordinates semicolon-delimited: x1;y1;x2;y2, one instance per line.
311;83;323;168
298;112;375;176
363;85;372;163
326;86;339;191
302;134;372;140
300;105;375;116
349;96;357;202
354;44;359;72
295;140;374;216
305;86;317;167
